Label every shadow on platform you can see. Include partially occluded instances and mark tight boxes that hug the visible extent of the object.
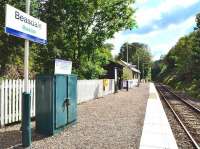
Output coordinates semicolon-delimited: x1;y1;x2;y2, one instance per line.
0;127;46;149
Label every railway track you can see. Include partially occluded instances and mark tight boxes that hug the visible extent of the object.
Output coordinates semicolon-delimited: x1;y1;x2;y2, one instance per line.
156;84;200;149
173;91;200;110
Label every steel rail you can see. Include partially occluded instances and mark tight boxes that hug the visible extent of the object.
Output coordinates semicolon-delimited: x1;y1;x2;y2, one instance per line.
179;95;200;110
162;85;200;113
156;84;200;149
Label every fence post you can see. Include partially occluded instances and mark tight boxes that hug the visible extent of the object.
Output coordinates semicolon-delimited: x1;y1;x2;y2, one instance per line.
12;80;16;122
19;80;22;121
0;80;5;127
8;80;12;123
16;80;19;121
5;79;8;124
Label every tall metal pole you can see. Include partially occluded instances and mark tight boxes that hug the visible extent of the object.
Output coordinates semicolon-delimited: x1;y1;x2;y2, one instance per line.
126;43;128;63
24;42;29;92
24;0;30;92
22;0;31;147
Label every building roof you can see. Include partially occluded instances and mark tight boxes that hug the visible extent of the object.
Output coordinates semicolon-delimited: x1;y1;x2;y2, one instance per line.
103;60;124;69
120;60;141;74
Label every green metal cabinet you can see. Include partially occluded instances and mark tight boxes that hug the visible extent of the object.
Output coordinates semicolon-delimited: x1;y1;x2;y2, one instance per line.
35;74;77;136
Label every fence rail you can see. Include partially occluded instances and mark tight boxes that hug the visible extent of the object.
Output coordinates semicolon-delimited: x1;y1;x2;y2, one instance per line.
0;79;114;127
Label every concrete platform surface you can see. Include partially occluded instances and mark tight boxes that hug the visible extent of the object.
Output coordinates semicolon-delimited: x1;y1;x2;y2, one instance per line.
139;83;178;149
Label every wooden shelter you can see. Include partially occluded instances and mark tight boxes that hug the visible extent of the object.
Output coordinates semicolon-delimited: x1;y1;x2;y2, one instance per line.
101;60;124;89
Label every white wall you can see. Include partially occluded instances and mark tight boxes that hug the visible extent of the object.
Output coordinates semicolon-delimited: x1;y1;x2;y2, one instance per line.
77;79;115;103
77;80;102;103
123;79;139;88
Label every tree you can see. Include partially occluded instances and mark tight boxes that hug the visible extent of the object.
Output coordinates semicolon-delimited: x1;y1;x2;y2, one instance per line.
0;0;39;78
118;42;152;80
75;47;112;79
103;43;114;51
33;0;137;78
192;12;200;80
0;0;137;79
152;12;200;98
118;42;147;63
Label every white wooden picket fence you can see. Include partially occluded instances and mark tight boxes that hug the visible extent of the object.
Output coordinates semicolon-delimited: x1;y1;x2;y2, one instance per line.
0;80;35;127
0;79;114;127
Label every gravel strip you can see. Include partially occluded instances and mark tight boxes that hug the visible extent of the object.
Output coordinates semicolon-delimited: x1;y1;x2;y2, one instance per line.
0;83;149;149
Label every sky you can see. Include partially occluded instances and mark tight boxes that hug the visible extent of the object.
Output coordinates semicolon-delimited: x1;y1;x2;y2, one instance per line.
106;0;200;61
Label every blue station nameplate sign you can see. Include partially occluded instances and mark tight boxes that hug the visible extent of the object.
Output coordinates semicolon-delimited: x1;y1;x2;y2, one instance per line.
5;4;47;44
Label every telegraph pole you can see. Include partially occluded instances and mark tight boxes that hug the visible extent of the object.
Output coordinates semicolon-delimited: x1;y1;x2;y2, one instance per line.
137;55;139;70
126;43;128;63
143;63;144;79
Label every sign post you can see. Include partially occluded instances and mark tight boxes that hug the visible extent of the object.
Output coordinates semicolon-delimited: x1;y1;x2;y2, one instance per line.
5;2;47;147
24;0;30;94
22;0;31;147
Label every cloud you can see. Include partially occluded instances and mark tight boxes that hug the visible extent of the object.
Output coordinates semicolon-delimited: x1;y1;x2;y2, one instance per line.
133;0;200;34
106;0;199;61
135;0;148;5
106;15;196;60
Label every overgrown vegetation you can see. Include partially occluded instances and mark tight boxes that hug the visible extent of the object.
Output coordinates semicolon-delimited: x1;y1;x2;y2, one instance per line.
152;13;200;98
0;0;136;79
